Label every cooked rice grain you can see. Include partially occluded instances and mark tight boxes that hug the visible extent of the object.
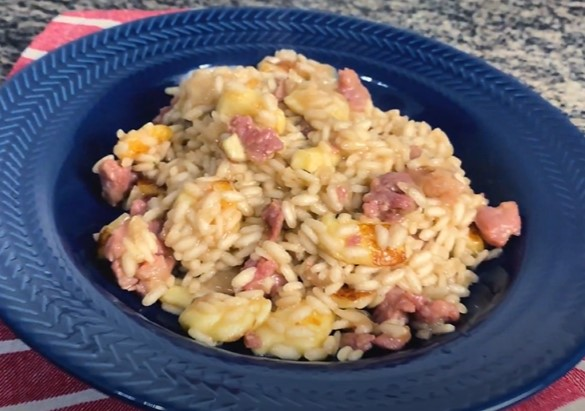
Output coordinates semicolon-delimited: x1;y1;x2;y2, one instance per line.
93;50;510;362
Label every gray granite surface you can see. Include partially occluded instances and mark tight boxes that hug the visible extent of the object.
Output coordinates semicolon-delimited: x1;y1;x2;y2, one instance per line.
0;0;583;131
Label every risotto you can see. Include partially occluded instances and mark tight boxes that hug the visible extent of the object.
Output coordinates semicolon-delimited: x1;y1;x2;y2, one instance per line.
93;50;521;361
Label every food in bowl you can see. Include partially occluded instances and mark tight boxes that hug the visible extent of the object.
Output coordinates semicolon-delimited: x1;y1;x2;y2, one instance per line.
93;50;521;361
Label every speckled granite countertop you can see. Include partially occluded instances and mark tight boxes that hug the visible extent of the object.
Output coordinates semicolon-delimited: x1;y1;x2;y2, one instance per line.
0;0;583;131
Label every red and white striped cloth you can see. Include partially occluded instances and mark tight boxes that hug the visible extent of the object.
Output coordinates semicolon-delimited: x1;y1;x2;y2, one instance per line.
2;9;585;411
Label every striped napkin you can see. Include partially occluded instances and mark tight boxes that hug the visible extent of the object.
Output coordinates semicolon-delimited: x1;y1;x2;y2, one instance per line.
2;9;584;411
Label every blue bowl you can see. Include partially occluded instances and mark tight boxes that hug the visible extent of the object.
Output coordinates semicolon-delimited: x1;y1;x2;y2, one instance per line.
0;8;584;411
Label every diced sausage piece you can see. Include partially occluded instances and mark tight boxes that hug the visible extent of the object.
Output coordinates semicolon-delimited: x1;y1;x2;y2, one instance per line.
474;201;521;247
103;221;129;262
340;332;376;351
104;218;175;296
336;186;349;205
374;287;461;328
134;254;175;295
372;287;418;324
243;258;259;270
244;332;263;349
410;167;466;204
140;226;177;294
337;68;371;112
262;200;284;241
148;219;163;236
229;115;284;163
111;260;139;291
273;79;287;101
97;159;136;206
270;274;287;291
242;258;286;295
362;172;417;222
414;299;460;325
130;198;148;216
152;96;178;124
372;332;411;351
409;145;422;160
152;105;172;124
